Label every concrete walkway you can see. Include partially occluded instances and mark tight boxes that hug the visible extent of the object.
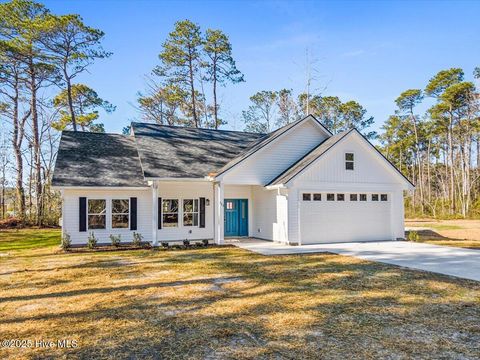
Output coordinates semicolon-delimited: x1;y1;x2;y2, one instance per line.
229;238;480;282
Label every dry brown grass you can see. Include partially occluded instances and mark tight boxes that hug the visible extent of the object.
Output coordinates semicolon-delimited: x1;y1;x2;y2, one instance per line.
1;229;480;359
406;219;480;249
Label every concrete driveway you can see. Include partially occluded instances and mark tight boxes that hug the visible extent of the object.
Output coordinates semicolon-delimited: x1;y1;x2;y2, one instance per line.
230;239;480;282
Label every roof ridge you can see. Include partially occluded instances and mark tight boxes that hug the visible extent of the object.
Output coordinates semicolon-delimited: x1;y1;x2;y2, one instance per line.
131;121;265;136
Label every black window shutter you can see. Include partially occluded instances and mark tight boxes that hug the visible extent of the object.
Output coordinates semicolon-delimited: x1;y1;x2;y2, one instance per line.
130;197;137;230
199;197;205;228
79;197;87;232
158;197;162;229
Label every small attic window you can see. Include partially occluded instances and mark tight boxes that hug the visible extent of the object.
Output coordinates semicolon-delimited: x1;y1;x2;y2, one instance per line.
345;153;354;170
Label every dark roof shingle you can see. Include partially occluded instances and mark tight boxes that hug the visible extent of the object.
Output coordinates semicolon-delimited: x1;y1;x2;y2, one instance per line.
131;122;265;178
52;131;147;187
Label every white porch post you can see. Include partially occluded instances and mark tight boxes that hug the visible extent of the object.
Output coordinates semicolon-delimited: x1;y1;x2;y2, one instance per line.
151;181;158;246
214;181;224;245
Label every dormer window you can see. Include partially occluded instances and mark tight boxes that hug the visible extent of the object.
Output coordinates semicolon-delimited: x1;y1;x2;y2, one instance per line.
345;153;354;170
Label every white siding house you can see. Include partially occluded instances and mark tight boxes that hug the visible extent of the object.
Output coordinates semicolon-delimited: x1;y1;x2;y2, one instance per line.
52;115;413;246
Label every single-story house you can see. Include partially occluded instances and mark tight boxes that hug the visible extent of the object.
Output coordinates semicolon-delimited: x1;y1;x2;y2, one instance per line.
51;115;414;246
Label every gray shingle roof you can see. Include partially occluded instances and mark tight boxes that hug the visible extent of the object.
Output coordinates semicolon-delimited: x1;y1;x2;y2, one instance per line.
131;122;266;178
52;131;147;187
267;129;353;186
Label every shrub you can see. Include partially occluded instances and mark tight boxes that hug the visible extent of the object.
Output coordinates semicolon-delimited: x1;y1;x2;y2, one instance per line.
408;231;420;242
61;232;71;250
183;239;190;247
132;232;143;246
87;232;97;249
161;241;169;248
110;234;121;247
202;239;209;247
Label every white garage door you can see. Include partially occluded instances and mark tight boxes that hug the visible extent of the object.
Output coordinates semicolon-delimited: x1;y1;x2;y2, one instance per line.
300;192;392;244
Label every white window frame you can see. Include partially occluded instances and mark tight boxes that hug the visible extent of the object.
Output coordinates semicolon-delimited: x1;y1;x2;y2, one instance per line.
183;198;199;227
345;152;355;171
111;198;130;229
162;198;179;228
87;198;107;230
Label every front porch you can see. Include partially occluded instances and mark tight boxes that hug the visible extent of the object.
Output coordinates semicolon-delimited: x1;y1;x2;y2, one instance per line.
150;181;287;246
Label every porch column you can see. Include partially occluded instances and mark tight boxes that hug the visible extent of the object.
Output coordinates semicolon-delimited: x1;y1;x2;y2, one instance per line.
214;181;224;245
151;181;158;246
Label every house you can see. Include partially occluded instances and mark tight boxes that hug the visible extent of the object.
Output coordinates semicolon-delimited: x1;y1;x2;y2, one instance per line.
51;115;414;246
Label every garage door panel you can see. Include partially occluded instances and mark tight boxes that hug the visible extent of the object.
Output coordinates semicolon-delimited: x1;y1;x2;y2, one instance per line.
300;193;391;244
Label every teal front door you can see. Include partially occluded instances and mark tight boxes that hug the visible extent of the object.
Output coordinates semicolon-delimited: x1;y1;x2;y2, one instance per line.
224;199;248;237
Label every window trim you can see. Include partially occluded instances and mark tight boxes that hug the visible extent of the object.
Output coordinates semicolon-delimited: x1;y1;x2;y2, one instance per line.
111;198;130;229
87;198;107;230
162;198;179;228
345;152;355;171
183;198;199;227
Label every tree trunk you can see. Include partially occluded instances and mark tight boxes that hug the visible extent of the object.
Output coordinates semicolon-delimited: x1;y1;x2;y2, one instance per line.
64;66;77;131
29;60;43;226
213;59;219;129
188;47;198;127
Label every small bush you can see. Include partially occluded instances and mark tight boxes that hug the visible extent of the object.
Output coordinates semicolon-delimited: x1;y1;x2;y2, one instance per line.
202;239;209;247
408;231;420;242
87;232;97;249
110;234;121;247
183;239;190;247
132;232;143;246
161;241;169;248
61;232;71;250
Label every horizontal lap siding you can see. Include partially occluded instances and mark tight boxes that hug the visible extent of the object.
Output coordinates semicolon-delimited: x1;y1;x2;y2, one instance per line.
223;121;328;185
63;188;152;245
157;182;214;241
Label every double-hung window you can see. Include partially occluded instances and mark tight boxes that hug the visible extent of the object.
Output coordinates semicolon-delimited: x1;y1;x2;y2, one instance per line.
88;199;106;229
112;199;129;228
345;153;354;170
162;199;179;227
183;199;199;226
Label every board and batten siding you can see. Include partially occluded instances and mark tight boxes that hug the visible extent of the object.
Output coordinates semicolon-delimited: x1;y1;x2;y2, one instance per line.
287;132;408;243
62;188;152;245
251;186;277;240
221;119;328;185
224;185;254;237
157;181;214;241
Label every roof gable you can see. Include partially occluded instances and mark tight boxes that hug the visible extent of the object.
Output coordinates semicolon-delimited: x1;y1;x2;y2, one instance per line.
215;115;332;178
268;129;414;189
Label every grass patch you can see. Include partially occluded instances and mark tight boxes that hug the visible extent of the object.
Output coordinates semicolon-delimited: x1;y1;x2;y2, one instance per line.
0;229;479;359
0;228;60;252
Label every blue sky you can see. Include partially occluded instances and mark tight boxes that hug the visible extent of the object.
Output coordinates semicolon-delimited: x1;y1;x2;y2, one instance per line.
43;0;480;135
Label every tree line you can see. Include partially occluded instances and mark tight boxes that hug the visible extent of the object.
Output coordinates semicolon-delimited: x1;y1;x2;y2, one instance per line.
380;67;480;218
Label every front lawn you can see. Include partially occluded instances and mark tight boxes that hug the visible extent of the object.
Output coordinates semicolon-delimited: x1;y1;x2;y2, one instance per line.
1;229;479;359
406;219;480;249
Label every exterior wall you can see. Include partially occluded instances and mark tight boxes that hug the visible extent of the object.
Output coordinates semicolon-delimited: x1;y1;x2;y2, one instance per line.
274;190;289;243
62;188;152;245
287;133;409;243
251;186;277;240
157;181;214;242
221;119;328;185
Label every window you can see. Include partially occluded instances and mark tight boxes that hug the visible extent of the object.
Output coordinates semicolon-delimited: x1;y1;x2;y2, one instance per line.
313;193;322;201
226;200;235;209
360;194;367;201
350;194;358;201
303;193;312;201
345;152;354;170
112;199;129;228
162;199;178;227
381;194;388;201
372;194;379;201
337;194;345;201
183;199;199;226
88;199;106;229
327;193;335;201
